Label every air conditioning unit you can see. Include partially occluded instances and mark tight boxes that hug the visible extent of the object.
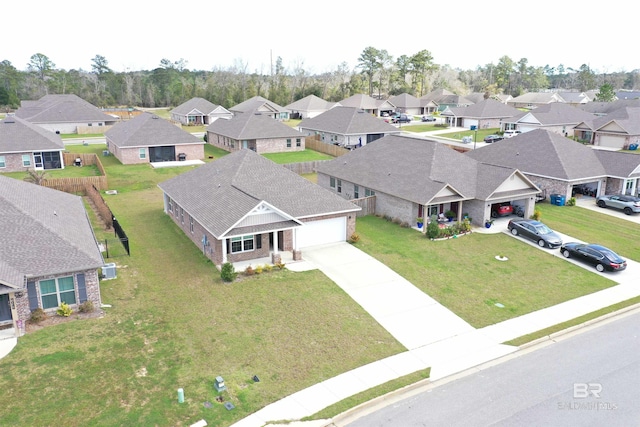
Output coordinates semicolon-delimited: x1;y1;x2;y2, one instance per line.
102;263;117;279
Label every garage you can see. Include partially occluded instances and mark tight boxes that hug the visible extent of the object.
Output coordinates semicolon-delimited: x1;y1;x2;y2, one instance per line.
295;217;347;248
597;134;625;149
572;181;600;197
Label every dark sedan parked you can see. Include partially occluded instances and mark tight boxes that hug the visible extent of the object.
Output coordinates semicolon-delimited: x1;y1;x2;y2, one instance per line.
560;243;627;272
508;219;563;248
484;134;503;143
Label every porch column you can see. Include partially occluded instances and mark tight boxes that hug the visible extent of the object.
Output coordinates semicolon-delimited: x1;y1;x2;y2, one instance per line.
272;232;279;255
9;293;21;337
221;238;228;264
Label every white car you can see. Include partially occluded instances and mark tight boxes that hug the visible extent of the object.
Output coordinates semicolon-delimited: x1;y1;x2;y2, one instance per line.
503;130;521;138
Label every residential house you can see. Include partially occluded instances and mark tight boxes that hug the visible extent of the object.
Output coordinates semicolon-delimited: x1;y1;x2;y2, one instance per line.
229;96;290;120
441;98;521;130
0;115;65;172
388;93;422;116
574;106;640;150
298;106;401;148
105;112;204;164
578;98;640;116
555;91;593;106
15;94;118;134
501;102;597;136
615;90;640;100
0;175;104;336
157;150;361;266
284;95;339;119
507;92;565;109
466;129;614;201
206;111;305;154
316;134;540;227
170;97;232;125
420;89;473;113
338;94;395;117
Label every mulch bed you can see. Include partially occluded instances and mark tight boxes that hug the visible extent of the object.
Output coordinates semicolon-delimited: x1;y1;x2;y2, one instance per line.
26;309;105;333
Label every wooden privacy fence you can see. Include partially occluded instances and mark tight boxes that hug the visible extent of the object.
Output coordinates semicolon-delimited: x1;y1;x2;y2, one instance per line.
350;196;376;217
41;153;109;193
85;184;114;229
305;137;350;157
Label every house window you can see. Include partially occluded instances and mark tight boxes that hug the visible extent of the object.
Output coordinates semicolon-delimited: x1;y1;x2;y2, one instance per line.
231;235;255;253
330;177;336;189
354;184;359;199
22;154;31;167
139;148;146;159
180;207;184;224
88;123;93;127
286;138;292;148
0;156;5;168
296;138;301;147
167;197;173;213
337;179;342;193
98;123;103;127
39;276;76;309
189;216;194;233
365;188;375;197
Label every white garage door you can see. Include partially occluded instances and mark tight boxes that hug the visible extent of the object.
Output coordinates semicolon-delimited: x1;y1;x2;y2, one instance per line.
296;217;347;248
598;134;625;149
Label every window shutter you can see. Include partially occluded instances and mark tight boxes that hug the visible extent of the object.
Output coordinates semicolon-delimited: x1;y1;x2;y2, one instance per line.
77;273;87;303
27;281;39;310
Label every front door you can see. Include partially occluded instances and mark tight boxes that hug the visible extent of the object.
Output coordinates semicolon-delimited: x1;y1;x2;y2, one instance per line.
0;295;11;322
33;152;43;169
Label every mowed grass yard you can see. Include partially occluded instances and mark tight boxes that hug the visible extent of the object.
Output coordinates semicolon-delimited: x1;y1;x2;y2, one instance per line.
0;145;404;427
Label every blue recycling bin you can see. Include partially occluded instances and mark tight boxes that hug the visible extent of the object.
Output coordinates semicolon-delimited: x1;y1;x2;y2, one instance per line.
550;194;559;204
555;195;565;206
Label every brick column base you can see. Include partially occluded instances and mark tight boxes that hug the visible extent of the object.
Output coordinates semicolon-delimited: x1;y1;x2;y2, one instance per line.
271;253;282;265
293;250;302;261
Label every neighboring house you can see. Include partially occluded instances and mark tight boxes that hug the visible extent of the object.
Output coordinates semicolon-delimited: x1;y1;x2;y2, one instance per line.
15;94;118;134
441;98;521;130
420;89;473;112
0;175;104;336
507;92;565;109
284;95;339;119
578;98;640;116
298;106;401;148
464;128;640;201
206;111;306;154
317;134;540;226
170;97;232;125
615;90;640;100
229;96;290;120
388;93;422;116
555;91;592;106
501;102;597;136
338;94;395;117
105;112;204;164
157;149;361;266
0;115;65;172
574;106;640;150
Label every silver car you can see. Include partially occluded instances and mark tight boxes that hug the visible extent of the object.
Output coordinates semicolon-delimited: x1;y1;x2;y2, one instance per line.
595;194;640;215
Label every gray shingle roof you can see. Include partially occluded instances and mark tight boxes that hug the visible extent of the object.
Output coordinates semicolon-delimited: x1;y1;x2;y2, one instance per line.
594;149;640;178
388;93;421;109
206;112;304;139
0;176;104;288
285;94;338;111
509;92;565;104
230;96;289;114
338;94;381;110
105;112;203;148
0;115;64;152
589;106;640;134
170;97;221;115
298;106;400;135
446;98;521;118
507;102;597;125
466;129;606;180
158;150;360;238
15;94;117;123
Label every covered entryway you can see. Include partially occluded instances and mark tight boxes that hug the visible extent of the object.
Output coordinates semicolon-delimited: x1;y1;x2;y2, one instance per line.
296;217;347;248
0;294;12;323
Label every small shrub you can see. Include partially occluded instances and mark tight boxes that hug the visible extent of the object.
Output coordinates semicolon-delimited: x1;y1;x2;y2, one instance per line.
566;197;576;206
349;233;360;243
263;264;273;273
29;308;47;324
275;262;286;270
392;217;402;225
383;215;393;222
220;262;238;282
78;300;95;313
426;220;440;239
255;265;263;274
400;221;410;228
244;266;255;276
57;302;73;317
530;208;541;220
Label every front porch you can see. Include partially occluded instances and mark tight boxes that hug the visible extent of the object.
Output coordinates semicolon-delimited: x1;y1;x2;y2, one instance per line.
230;250;313;273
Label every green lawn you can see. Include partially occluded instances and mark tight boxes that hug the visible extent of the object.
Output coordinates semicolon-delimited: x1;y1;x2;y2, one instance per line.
436;128;501;141
353;215;618;328
262;149;333;164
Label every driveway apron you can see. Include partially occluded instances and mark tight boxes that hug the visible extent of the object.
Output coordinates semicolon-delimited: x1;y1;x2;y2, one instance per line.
301;243;475;350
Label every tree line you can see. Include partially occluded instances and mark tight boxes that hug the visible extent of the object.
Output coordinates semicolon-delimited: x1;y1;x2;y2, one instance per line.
1;49;638;110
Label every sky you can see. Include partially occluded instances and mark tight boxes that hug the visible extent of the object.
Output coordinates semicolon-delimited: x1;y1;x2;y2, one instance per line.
3;1;634;75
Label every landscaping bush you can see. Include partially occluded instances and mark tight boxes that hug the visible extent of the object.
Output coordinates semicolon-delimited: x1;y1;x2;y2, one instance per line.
426;219;440;239
349;232;360;243
56;302;73;317
244;266;255;276
531;207;542;220
78;301;95;313
274;262;286;270
220;262;238;282
29;308;47;324
255;265;264;274
264;264;273;273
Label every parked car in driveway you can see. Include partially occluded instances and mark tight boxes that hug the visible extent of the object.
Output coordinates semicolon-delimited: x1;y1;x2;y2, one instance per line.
392;114;412;123
508;219;563;248
421;115;436;122
560;243;627;272
491;202;513;217
503;130;521;138
484;134;503;143
595;194;640;215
